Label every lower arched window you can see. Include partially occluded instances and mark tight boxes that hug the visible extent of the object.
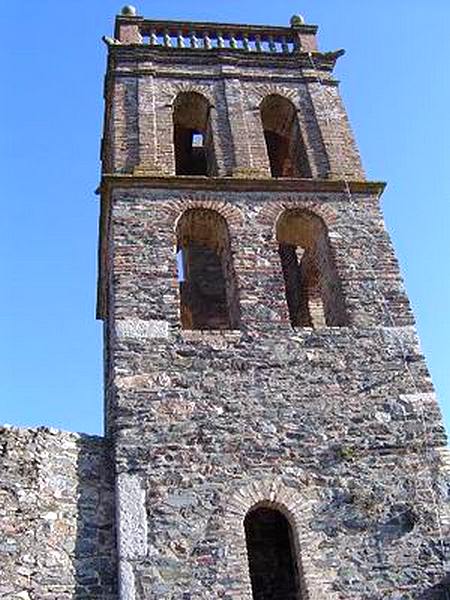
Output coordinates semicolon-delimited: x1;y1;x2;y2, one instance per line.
245;506;302;600
176;208;240;330
276;209;348;328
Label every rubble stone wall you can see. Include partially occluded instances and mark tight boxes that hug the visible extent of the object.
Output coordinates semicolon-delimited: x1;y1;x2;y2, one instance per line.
0;427;117;600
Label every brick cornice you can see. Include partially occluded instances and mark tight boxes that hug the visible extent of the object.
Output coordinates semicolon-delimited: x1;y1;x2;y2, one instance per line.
112;69;341;87
99;174;386;196
108;45;344;72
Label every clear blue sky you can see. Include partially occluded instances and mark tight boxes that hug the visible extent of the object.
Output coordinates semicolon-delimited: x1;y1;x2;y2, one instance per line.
1;1;449;436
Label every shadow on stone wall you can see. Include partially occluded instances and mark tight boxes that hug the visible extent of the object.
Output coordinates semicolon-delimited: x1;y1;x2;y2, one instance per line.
74;435;118;599
417;573;450;600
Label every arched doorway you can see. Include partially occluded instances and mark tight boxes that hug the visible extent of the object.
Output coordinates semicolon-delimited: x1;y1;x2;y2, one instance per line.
244;506;302;600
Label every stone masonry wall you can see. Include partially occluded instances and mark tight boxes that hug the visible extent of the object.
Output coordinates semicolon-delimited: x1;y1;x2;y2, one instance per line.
105;187;449;599
0;427;117;600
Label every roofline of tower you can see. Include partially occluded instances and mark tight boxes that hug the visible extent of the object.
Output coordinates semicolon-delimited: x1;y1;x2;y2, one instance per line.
95;177;386;320
114;16;319;39
111;14;320;53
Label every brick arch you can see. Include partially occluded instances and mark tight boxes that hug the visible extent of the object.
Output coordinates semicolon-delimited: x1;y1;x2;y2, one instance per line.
258;88;299;109
164;197;244;235
257;198;338;234
163;199;243;330
162;82;234;177
170;89;217;176
273;202;337;235
244;83;300;110
165;82;216;107
257;93;311;179
224;477;337;599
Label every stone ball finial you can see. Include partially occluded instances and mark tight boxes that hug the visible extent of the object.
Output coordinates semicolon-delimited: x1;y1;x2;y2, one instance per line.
121;5;137;16
290;14;305;27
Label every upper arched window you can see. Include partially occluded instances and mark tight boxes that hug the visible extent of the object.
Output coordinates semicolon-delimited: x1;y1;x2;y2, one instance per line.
173;92;216;176
260;95;311;178
276;209;347;327
245;506;303;600
176;208;240;330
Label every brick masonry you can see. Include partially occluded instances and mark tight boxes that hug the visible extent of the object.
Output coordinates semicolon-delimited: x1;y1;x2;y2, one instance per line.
104;54;364;180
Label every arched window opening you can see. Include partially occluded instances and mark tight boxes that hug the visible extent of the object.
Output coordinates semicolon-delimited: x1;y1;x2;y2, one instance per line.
260;95;311;178
276;210;347;328
176;209;240;330
245;506;302;600
173;92;217;176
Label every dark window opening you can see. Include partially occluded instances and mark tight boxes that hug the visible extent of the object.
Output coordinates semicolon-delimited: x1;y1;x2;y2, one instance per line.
278;243;312;327
277;210;348;328
176;209;240;330
245;507;302;600
260;95;311;178
173;92;216;176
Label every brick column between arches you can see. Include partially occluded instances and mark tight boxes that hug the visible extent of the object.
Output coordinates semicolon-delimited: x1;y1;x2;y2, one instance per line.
223;77;269;177
134;73;161;175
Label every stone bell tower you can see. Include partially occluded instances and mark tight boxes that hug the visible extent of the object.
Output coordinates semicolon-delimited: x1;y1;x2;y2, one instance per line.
98;6;449;599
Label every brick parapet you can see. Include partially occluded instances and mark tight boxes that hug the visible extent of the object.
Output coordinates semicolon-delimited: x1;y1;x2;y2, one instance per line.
113;15;319;53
